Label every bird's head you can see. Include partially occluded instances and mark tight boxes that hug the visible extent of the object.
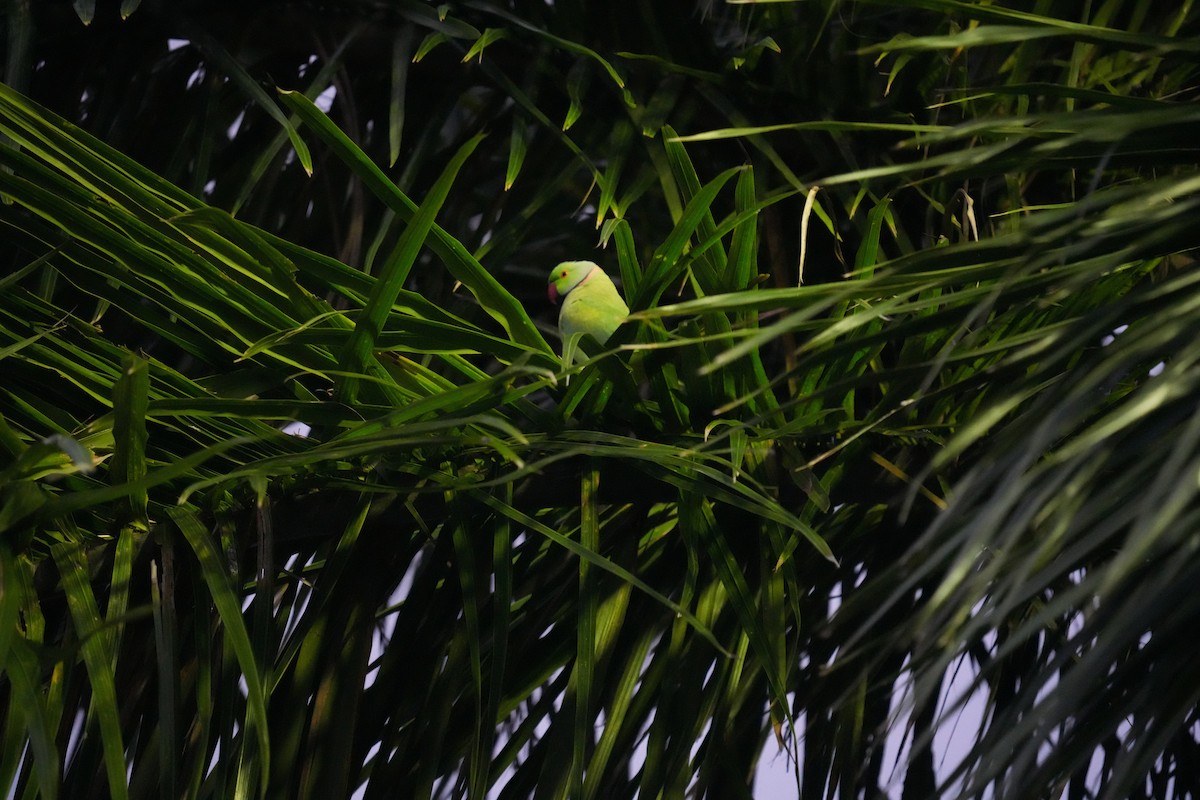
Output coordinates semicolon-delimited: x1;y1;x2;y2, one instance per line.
547;260;599;304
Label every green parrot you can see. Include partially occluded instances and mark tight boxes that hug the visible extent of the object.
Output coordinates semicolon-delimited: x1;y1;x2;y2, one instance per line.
547;260;629;358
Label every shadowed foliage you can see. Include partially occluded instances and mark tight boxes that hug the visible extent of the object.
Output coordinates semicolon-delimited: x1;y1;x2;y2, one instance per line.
1;1;1199;798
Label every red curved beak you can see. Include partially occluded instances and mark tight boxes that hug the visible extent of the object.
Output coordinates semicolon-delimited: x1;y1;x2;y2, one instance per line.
548;284;559;305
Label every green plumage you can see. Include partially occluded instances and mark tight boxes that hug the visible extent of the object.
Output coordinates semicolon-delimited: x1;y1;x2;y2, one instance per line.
547;261;629;355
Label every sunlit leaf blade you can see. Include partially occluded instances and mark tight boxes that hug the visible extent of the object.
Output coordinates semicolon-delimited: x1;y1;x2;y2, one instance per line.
52;542;129;800
167;507;271;793
5;636;59;800
72;0;95;25
192;34;313;176
337;133;483;403
277;89;550;354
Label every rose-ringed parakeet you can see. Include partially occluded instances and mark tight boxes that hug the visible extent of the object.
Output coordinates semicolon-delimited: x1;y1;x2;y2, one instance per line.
547;260;629;360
